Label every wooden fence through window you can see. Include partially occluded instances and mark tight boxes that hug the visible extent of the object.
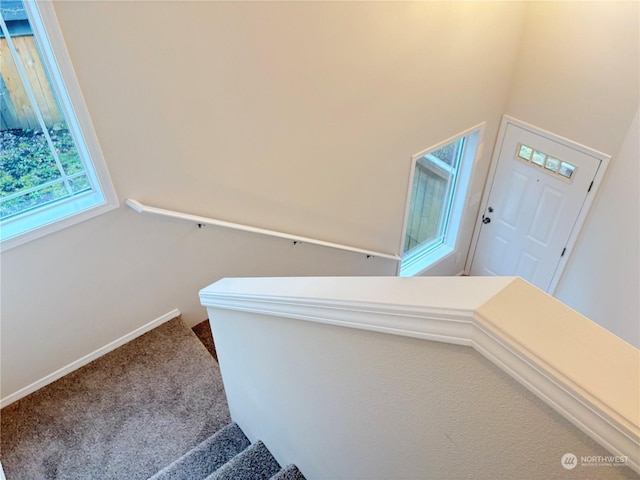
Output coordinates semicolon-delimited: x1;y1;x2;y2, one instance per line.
1;35;63;131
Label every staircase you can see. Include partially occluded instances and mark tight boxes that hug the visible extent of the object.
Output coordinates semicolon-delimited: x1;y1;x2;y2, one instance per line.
149;423;305;480
0;316;307;480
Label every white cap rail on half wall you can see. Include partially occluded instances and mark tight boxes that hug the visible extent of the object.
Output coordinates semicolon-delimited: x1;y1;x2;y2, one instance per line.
199;275;639;479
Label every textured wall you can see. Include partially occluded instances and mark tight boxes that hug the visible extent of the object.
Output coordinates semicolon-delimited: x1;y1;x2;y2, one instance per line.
504;1;639;347
210;308;637;479
555;110;640;347
3;0;636;405
1;2;525;400
505;1;638;156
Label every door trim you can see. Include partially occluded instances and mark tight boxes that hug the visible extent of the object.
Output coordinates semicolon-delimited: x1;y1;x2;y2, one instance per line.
465;116;611;294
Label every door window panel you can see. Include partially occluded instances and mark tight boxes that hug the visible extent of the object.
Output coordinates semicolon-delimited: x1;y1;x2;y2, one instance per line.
515;144;577;183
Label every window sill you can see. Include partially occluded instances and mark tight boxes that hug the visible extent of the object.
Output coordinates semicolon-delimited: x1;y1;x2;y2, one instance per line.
0;195;118;252
399;244;455;277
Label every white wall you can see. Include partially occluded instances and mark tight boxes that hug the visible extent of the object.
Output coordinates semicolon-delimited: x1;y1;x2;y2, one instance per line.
209;307;636;479
3;0;636;404
0;2;525;401
503;1;639;347
201;275;639;476
505;1;638;156
555;110;640;347
52;1;524;255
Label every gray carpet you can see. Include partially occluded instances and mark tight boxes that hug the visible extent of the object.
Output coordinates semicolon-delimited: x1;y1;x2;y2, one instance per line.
149;422;250;480
149;421;307;480
206;440;281;480
270;465;306;480
0;317;231;480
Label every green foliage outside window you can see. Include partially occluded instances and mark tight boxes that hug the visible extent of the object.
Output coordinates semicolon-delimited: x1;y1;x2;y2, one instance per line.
0;126;89;218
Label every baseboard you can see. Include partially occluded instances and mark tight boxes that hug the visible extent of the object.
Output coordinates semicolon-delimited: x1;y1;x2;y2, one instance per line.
0;309;181;409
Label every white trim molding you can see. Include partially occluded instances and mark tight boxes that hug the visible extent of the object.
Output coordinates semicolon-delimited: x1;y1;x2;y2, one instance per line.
398;122;485;277
0;309;180;408
200;276;639;473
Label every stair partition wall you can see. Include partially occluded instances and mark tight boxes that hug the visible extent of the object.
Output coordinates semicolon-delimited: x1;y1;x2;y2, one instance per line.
399;124;484;276
200;276;639;479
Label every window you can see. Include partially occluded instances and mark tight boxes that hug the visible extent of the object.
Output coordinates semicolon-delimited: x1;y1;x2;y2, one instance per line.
399;126;482;276
517;143;576;181
0;0;117;251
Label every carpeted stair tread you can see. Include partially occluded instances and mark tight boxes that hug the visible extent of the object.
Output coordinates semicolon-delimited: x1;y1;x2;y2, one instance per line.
205;440;282;480
149;422;250;480
269;464;306;480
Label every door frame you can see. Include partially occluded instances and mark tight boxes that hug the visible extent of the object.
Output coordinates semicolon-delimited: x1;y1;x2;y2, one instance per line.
465;116;611;294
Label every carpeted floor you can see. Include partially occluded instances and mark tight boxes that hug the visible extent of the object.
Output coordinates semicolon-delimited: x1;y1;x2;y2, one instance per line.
192;319;218;362
0;317;230;480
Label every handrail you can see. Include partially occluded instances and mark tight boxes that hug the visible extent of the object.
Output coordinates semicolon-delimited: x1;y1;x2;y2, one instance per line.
125;199;401;261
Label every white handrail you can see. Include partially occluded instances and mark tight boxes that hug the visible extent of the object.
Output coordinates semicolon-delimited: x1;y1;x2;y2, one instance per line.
125;198;401;261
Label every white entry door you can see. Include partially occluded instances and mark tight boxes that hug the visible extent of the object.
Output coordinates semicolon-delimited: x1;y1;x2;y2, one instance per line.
469;118;607;292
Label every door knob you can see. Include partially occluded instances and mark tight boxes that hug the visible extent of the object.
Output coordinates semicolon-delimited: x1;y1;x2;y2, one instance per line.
483;216;491;224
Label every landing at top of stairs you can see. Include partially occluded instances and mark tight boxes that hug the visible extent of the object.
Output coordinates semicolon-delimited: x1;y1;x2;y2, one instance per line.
1;318;230;480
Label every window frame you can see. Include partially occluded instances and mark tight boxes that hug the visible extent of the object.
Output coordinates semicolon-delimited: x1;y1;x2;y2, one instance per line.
398;124;484;277
0;0;117;252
